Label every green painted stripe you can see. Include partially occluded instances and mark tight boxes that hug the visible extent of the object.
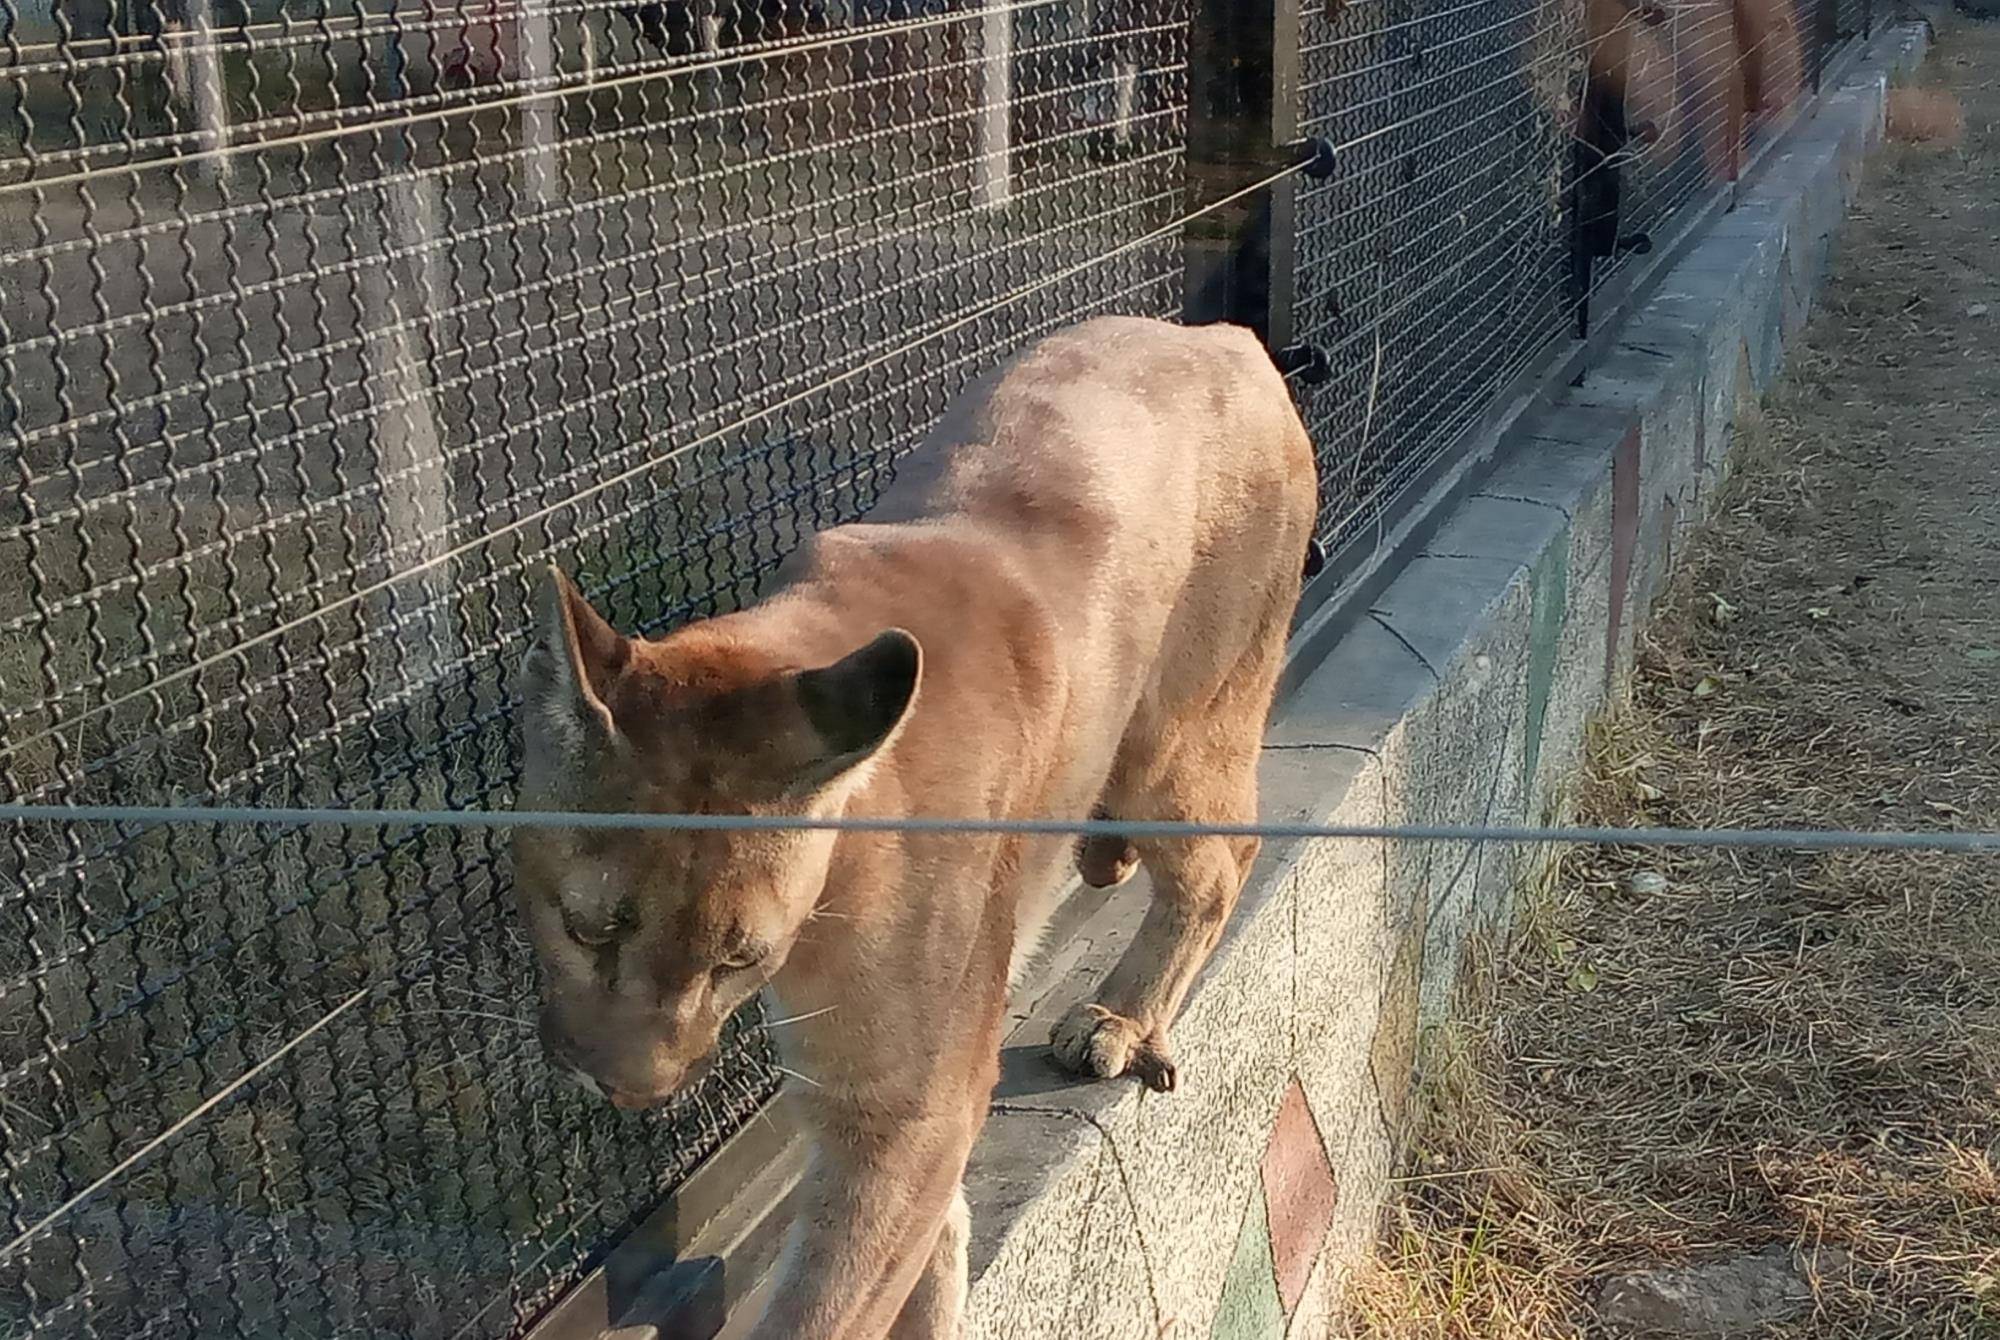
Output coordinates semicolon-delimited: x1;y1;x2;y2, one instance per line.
1521;533;1570;814
1211;1182;1286;1340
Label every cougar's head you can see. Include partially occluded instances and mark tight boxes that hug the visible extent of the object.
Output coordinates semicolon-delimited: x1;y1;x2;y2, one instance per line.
512;566;921;1110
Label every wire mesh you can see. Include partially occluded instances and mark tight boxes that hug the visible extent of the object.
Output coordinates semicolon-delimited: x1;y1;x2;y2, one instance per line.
1599;1;1717;274
1293;0;1852;559
0;0;1189;1334
1295;0;1578;555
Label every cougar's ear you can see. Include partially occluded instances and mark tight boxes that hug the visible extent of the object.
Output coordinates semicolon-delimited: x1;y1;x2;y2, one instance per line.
783;629;922;794
521;565;631;764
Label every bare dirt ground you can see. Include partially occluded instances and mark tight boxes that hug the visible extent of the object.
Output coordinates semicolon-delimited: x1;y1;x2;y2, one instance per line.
1353;19;2000;1339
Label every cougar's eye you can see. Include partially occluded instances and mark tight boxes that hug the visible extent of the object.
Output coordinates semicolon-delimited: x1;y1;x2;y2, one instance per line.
714;942;770;976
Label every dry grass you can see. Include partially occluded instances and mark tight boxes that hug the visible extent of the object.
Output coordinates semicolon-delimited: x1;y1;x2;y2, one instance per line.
1352;19;2000;1340
1356;699;2000;1336
1887;86;1967;145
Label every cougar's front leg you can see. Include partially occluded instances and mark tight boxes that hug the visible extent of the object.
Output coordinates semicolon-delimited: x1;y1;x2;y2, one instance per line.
1052;828;1254;1092
887;1183;970;1340
1053;741;1266;1093
746;1106;979;1339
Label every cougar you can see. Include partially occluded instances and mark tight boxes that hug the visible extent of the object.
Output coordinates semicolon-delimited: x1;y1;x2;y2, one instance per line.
513;315;1319;1338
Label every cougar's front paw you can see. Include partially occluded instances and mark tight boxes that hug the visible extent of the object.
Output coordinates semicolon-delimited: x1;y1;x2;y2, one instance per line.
1050;1003;1177;1092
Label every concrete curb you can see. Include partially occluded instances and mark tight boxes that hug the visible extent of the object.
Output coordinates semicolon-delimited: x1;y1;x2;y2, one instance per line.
961;25;1929;1340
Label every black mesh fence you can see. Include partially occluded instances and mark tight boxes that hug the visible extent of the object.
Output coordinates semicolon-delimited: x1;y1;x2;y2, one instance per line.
0;1;1186;1335
0;0;1858;1334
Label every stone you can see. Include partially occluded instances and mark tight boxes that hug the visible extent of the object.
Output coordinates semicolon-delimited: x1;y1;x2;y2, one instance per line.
1594;1246;1824;1336
1369;554;1530;677
1423;495;1567;567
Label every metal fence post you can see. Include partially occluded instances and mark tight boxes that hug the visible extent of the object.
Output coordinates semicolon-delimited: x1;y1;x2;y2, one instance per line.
520;0;560;209
1182;0;1303;351
975;0;1015;209
163;0;234;188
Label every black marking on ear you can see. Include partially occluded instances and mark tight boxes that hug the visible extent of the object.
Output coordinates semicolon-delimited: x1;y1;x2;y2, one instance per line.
794;628;922;775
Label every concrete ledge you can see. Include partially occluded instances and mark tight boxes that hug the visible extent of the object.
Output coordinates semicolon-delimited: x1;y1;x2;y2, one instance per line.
962;27;1925;1340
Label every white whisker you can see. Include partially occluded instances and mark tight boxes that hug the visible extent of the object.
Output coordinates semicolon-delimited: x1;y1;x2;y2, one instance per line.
773;1065;823;1089
752;1095;784;1140
0;984;373;1264
763;1005;838;1029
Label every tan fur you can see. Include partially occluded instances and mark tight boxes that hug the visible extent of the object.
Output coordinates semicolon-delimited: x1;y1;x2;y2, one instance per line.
1733;0;1803;122
512;316;1318;1338
1583;0;1785;191
1584;0;1681;152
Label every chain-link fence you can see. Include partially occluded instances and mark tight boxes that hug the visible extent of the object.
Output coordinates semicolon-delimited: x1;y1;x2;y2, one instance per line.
1295;0;1853;556
0;1;1188;1335
1295;0;1577;554
0;0;1858;1334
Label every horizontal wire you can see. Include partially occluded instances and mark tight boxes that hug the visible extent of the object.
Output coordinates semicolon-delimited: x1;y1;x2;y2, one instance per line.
1;0;805;78
0;266;1181;858
7;57;1183;463
1;17;1173;273
6;130;1183;581
3;29;1169;351
2;184;1188;737
4;28;1177;365
0;0;717;66
11;3;1029;159
1;803;1997;854
1;173;1185;700
0;269;1182;831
